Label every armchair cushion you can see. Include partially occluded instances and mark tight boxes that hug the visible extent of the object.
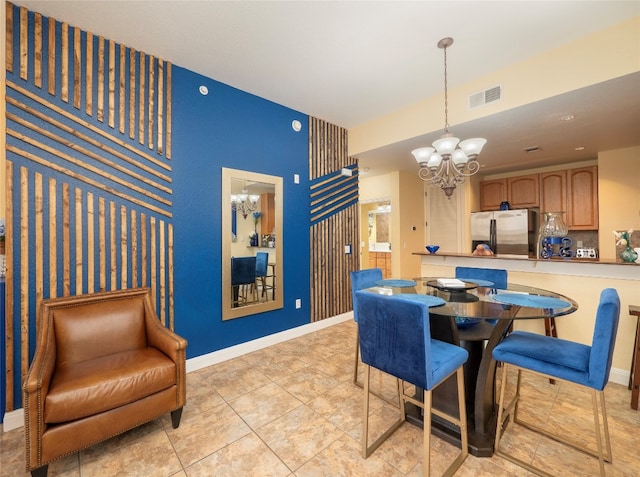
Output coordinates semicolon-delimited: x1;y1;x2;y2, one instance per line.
45;348;176;423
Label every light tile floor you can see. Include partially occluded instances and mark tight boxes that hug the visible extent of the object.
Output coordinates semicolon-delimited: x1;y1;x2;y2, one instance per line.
2;319;639;476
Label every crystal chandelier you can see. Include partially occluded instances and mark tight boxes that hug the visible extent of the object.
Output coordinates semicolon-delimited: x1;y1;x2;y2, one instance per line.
231;184;260;219
412;37;486;197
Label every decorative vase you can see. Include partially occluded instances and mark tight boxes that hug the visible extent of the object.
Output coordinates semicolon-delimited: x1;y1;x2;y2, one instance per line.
537;212;568;258
620;246;638;263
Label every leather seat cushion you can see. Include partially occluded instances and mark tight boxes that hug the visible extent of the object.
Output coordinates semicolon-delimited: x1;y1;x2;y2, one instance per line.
45;348;176;424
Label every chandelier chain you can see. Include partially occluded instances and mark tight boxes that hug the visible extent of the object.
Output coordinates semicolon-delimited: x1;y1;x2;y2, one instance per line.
443;44;449;132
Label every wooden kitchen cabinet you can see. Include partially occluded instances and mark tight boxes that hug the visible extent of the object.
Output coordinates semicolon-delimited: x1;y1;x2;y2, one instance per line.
540;170;567;214
480;174;539;210
260;193;275;236
566;166;598;230
507;174;539;209
540;166;598;230
479;179;507;210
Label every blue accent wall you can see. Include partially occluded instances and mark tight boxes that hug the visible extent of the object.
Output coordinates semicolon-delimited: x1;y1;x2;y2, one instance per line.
170;68;311;358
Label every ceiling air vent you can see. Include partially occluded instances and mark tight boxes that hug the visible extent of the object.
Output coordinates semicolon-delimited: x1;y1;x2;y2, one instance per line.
469;84;502;110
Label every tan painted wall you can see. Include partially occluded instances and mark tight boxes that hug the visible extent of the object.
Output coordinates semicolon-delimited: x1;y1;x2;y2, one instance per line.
350;17;640;156
597;146;640;260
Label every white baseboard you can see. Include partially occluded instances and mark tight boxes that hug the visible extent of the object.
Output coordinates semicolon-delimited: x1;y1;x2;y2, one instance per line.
186;312;353;372
3;311;632;432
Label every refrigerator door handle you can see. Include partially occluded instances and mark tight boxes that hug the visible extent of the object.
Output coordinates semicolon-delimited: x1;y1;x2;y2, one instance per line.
489;218;497;252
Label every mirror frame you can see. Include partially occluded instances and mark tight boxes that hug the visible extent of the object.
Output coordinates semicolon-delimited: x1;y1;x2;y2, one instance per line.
222;167;284;320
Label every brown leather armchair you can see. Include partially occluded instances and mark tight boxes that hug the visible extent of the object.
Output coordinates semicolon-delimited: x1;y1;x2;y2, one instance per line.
23;288;187;477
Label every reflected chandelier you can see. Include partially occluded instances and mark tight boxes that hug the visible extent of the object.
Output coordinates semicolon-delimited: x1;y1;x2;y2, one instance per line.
231;184;260;219
412;37;486;197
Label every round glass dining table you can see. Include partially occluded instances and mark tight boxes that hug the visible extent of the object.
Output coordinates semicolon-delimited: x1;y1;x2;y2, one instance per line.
364;277;578;457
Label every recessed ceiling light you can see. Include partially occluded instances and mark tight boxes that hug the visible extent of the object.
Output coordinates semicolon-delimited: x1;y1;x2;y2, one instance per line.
560;114;575;121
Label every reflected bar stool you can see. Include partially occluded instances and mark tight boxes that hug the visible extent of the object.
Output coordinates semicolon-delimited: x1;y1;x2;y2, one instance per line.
350;268;383;387
231;256;257;306
493;288;620;477
356;291;469;477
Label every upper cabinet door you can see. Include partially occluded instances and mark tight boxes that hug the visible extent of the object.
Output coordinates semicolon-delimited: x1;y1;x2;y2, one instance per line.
540;170;567;214
507;174;539;209
479;179;507;211
566;166;599;230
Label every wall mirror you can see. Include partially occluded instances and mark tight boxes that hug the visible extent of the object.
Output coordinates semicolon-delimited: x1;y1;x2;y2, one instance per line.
222;168;284;320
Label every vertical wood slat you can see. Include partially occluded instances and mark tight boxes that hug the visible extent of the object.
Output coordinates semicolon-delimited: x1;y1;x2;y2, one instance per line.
99;197;106;291
110;201;117;289
131;210;138;287
60;22;68;102
150;216;157;306
34;13;42;87
159;219;166;325
168;223;175;330
97;36;105;122
119;45;126;134
75;188;83;294
129;49;136;139
157;59;164;155
6;2;13;72
108;40;116;128
87;193;95;293
34;174;44;315
147;55;155;150
166;63;172;159
19;6;27;80
120;205;127;289
5;161;15;411
73;26;81;108
49;178;57;298
141;213;148;287
62;183;70;296
85;32;93;116
47;17;55;95
138;52;146;145
20;167;29;385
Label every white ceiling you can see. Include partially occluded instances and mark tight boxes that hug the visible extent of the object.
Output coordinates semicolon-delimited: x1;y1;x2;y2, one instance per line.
13;1;640;175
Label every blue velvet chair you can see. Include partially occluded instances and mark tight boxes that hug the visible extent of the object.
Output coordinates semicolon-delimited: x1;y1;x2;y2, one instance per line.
350;268;383;386
255;252;272;301
355;291;469;476
231;256;257;306
492;288;620;477
455;266;507;327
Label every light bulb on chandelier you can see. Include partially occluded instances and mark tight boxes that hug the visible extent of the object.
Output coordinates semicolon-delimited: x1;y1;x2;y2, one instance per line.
412;37;486;197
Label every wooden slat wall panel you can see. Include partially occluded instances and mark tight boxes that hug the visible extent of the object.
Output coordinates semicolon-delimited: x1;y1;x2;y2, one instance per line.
3;2;177;412
308;117;359;322
5;3;172;156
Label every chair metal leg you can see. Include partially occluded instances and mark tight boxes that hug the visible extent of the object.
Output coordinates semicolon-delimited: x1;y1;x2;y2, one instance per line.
494;364;612;477
353;330;400;408
361;365;404;458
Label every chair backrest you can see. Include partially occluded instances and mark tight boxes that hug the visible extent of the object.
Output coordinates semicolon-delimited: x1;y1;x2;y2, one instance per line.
350;268;383;322
231;256;257;286
588;288;621;390
455;266;508;289
355;291;431;390
43;288;151;367
255;252;268;277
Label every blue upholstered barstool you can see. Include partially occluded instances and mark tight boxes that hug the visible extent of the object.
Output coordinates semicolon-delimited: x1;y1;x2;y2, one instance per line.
350;268;383;386
493;288;620;477
355;291;469;476
231;256;257;306
455;266;507;327
255;252;271;301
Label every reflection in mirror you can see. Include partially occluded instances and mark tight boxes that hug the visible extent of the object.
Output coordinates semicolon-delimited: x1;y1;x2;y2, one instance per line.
222;168;283;320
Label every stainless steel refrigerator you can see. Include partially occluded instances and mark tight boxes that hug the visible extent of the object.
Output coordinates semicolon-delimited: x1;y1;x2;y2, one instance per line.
470;209;537;257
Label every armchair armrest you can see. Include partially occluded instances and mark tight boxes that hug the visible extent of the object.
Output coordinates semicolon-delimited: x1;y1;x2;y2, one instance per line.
142;294;187;360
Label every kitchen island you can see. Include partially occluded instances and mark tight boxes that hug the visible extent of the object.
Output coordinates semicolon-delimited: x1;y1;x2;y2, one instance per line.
413;251;639;385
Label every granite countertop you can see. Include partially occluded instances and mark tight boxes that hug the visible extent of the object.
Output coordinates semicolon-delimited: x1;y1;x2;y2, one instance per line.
413;251;638;265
